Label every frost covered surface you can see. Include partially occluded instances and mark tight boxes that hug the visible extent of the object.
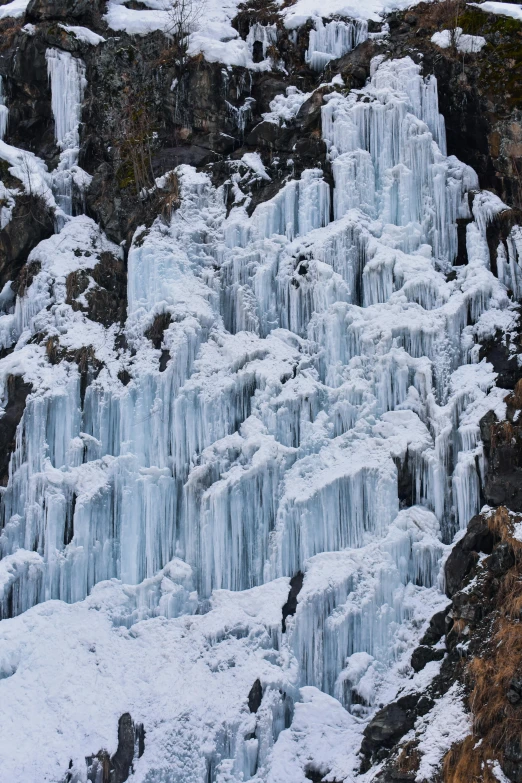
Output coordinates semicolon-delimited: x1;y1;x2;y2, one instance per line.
415;683;471;780
0;53;517;782
104;0;274;68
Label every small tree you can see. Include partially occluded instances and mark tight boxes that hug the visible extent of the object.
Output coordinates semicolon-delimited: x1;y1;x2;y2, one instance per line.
165;0;206;66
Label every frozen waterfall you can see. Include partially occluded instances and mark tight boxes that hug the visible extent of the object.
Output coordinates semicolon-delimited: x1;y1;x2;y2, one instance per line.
0;54;515;782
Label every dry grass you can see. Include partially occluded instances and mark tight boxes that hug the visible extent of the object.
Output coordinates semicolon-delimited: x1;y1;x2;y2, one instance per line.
158;171;180;222
443;507;522;782
396;741;421;775
0;20;22;52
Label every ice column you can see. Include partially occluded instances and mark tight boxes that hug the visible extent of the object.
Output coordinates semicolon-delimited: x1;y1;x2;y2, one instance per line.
46;48;87;217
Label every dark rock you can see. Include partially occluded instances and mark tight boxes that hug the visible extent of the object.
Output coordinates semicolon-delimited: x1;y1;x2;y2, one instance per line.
145;313;172;350
488;541;516;576
502;736;522;783
361;694;421;759
480;409;497;459
111;713;136;783
455;217;473;265
246;120;290;149
26;0;106;26
334;39;377;89
0;195;54;293
248;679;263;713
152;145;220;176
452;589;484;624
444;514;497;597
420;607;449;646
282;571;304;632
159;350;170;372
480;330;522;392
118;369;132;386
484;416;522;511
85;713;145;783
507;678;522;704
410;646;445;673
66;251;127;327
0;375;32;486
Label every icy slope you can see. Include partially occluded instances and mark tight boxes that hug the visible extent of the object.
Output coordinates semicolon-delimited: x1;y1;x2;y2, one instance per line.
0;43;517;783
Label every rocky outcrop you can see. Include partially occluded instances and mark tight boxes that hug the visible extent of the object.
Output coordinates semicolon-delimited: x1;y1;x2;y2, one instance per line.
26;0;106;27
66;250;127;327
0;375;32;486
281;571;304;632
0;195;54;292
84;713;145;783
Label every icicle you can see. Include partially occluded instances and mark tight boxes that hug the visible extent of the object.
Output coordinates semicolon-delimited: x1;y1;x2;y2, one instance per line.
246;23;277;61
0;76;8;141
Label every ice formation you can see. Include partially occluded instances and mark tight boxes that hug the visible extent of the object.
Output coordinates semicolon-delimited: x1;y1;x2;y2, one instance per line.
46;48;90;220
306;17;369;70
0;50;517;783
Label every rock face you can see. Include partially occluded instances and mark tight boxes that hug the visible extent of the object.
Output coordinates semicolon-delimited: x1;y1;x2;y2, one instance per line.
481;380;522;511
0;375;32;486
361;694;424;761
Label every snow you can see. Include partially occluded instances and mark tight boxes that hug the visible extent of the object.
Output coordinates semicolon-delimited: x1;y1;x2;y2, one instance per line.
241;152;271;181
0;578;293;782
283;0;426;25
415;683;471;781
262;87;312;126
0;138;56;208
58;25;107;45
0;0;29;20
513;522;522;541
431;28;487;52
104;1;170;35
470;2;522;21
